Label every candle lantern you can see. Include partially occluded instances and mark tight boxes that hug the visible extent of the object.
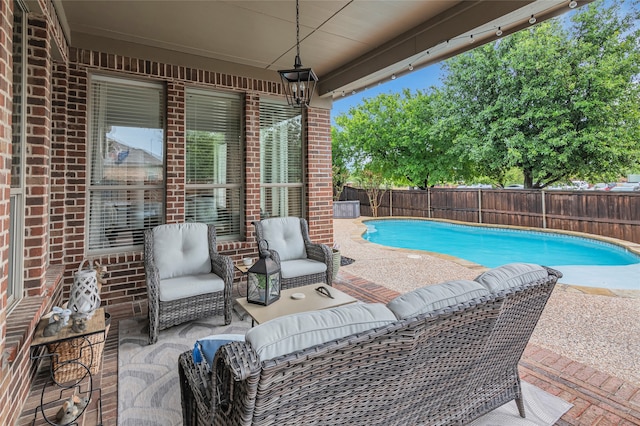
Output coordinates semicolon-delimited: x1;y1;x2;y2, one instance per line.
247;253;281;306
68;260;101;321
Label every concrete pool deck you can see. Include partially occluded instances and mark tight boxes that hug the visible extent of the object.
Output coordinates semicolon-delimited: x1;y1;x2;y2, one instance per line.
343;216;640;299
333;217;640;387
552;264;640;298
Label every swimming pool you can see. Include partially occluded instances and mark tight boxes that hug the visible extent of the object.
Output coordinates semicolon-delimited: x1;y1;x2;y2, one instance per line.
363;219;640;269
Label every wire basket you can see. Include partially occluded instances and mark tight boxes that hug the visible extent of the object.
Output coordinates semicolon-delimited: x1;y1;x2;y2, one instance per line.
47;312;111;383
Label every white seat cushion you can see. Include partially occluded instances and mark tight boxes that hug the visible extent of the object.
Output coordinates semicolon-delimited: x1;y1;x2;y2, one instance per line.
260;217;307;261
474;263;548;293
387;280;490;320
246;303;397;361
280;258;327;279
158;273;225;302
153;223;211;279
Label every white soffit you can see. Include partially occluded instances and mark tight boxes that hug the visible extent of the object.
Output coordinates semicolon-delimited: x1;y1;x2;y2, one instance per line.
56;0;583;99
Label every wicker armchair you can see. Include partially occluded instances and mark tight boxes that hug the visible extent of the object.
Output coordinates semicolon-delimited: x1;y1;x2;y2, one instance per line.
179;264;562;425
253;217;333;289
144;223;233;345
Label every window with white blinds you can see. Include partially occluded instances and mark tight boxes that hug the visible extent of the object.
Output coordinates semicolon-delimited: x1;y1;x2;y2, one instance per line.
185;89;242;240
88;76;165;251
259;99;303;219
9;1;26;309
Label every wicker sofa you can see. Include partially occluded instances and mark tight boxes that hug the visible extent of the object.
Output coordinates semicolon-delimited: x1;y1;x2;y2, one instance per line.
178;263;561;425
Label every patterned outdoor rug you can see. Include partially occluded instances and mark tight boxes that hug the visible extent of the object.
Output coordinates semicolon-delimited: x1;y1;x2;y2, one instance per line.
118;315;252;425
118;316;571;426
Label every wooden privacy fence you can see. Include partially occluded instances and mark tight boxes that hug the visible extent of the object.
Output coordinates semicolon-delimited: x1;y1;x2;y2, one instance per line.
341;186;640;244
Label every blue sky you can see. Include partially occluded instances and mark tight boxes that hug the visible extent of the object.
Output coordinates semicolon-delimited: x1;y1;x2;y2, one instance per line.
331;63;444;120
330;0;635;121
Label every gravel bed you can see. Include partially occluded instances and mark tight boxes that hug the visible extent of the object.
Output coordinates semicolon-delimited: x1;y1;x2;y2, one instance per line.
333;218;640;386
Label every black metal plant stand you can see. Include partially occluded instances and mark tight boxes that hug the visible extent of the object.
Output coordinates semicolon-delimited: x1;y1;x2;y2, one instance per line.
30;309;106;426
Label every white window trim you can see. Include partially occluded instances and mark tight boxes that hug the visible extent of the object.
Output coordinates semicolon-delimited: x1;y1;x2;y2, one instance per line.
8;1;27;311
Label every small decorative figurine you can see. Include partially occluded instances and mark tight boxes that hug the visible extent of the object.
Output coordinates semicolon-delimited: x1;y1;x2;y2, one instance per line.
74;395;90;411
93;260;109;293
55;397;79;425
43;314;65;337
51;306;72;326
71;317;87;333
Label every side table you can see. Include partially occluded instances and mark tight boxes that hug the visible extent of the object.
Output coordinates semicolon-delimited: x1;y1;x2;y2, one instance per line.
30;308;106;426
233;262;252;320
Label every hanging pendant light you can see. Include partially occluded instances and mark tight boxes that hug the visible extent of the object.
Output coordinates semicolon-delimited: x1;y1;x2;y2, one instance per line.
278;0;318;108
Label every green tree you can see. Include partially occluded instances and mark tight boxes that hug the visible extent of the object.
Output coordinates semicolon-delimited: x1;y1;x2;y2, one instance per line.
439;0;640;188
186;130;224;183
333;90;465;189
331;127;352;200
356;169;387;217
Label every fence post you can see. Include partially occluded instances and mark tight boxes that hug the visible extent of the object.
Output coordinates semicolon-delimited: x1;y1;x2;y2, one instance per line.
390;188;393;217
541;190;547;229
428;187;432;218
478;189;482;223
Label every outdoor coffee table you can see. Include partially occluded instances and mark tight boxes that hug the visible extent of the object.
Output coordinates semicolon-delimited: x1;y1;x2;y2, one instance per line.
235;284;357;325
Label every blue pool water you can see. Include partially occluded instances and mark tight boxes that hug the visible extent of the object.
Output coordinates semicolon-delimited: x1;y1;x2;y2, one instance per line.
363;219;640;269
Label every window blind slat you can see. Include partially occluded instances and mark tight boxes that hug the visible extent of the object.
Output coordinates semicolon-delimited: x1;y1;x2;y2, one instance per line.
88;77;165;252
259;99;303;218
91;80;163;129
185;89;243;240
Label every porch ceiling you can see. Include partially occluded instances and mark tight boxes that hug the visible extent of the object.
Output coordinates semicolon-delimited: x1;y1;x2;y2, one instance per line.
53;0;581;101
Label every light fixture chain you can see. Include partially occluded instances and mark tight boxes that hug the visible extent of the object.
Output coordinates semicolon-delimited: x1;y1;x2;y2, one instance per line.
296;0;300;59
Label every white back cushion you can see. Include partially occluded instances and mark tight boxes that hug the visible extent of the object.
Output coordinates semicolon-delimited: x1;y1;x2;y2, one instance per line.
152;223;211;279
246;303;397;361
260;217;307;261
474;263;548;293
387;280;490;320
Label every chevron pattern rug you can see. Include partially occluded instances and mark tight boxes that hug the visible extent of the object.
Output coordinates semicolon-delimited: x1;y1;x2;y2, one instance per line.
118;316;571;426
118;315;252;425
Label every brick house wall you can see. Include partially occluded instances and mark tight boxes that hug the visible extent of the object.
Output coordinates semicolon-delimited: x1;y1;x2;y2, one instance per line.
2;7;65;425
23;15;51;298
60;49;333;317
0;1;334;422
0;0;14;421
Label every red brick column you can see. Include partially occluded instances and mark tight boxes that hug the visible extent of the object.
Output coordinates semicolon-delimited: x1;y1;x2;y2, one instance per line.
166;82;186;224
23;16;51;297
244;93;261;238
49;61;67;264
305;106;333;245
62;64;88;285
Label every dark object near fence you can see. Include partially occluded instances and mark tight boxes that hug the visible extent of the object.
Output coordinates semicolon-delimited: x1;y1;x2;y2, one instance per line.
333;200;360;218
